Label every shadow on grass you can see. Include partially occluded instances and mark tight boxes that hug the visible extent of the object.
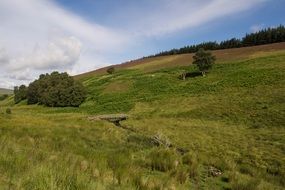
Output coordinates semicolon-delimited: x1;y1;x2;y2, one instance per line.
185;72;202;78
179;71;202;80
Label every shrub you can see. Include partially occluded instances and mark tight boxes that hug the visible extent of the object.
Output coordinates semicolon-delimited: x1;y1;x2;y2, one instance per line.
0;94;8;101
6;108;11;114
107;67;115;74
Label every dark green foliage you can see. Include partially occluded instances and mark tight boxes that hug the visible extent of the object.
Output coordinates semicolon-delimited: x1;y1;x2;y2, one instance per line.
27;81;39;105
107;67;115;74
14;85;27;104
151;25;285;57
0;94;8;101
6;108;11;114
27;72;86;107
193;48;216;76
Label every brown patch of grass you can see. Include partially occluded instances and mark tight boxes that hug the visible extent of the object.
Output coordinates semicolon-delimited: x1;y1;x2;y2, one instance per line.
102;80;132;94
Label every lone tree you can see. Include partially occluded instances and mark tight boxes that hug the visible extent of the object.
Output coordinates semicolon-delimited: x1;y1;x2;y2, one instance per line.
193;48;216;76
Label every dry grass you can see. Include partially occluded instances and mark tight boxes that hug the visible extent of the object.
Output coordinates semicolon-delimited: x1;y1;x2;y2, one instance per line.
102;80;132;94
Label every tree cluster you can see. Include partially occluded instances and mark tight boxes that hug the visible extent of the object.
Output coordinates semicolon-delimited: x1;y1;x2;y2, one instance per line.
14;72;86;107
151;25;285;57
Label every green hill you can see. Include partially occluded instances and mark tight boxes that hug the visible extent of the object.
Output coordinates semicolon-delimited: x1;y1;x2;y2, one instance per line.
0;88;13;94
0;44;284;189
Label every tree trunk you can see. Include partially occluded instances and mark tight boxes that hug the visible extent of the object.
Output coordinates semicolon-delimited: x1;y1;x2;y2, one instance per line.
181;72;186;80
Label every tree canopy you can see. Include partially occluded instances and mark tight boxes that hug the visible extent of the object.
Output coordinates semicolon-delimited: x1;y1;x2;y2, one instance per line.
193;48;216;76
149;25;285;57
15;71;86;107
14;85;27;104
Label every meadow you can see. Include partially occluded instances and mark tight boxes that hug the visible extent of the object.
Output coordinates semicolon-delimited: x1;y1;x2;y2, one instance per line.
0;44;284;189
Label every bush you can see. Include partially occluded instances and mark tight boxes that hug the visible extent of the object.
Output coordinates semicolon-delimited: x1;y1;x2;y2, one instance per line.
6;108;11;114
0;94;8;101
107;67;115;74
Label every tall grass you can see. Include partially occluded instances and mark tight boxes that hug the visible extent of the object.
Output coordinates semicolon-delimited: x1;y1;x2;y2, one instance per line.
0;51;284;189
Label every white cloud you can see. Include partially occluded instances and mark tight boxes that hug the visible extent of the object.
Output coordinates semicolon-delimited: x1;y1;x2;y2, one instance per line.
7;36;82;71
250;24;265;32
0;0;130;87
117;0;268;37
0;0;268;88
0;48;9;64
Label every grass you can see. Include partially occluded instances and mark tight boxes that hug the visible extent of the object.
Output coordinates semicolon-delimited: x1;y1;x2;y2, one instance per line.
0;88;13;95
0;45;284;189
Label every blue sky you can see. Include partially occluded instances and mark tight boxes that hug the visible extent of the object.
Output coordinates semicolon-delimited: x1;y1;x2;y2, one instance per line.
0;0;284;88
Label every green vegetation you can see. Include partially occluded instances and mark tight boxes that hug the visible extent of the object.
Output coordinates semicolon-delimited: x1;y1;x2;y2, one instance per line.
107;67;115;74
5;107;11;114
0;48;284;189
0;94;8;101
14;85;27;104
152;25;285;57
193;48;216;76
15;71;86;107
0;88;13;95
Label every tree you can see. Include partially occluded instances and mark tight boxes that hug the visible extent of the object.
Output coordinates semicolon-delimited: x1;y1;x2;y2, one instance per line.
192;48;216;76
14;85;27;104
107;67;115;74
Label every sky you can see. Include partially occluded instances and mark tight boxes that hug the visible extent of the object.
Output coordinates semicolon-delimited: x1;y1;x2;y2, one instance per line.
0;0;284;89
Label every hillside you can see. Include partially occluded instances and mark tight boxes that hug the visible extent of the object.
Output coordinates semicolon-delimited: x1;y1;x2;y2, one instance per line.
0;45;284;189
75;42;285;79
0;88;13;94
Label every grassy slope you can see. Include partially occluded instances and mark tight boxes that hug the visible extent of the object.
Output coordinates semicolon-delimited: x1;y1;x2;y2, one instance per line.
75;42;285;79
0;88;13;95
0;44;284;189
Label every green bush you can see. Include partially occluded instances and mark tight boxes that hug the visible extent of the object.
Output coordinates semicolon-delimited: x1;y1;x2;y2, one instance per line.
107;67;115;74
6;108;11;114
0;94;8;101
